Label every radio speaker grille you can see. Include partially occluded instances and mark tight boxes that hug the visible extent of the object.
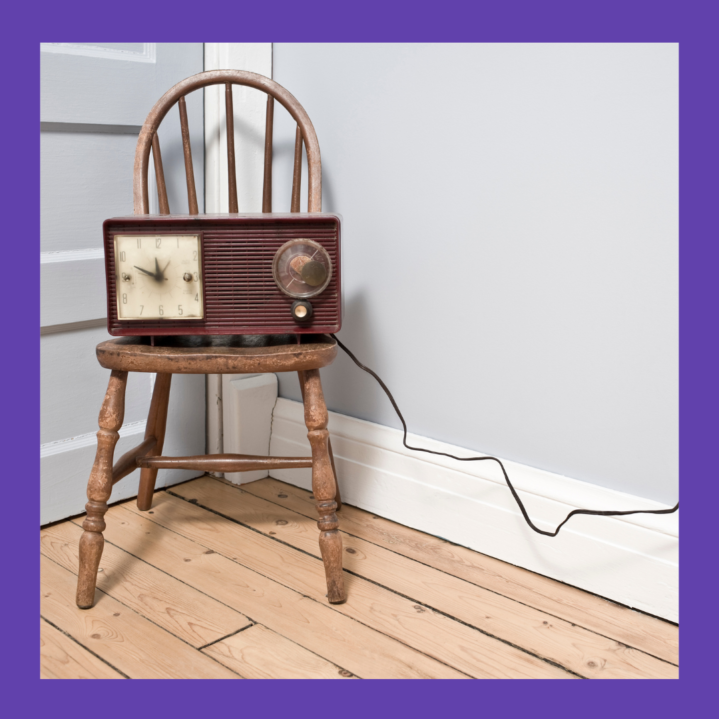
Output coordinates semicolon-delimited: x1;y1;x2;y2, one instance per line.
104;215;341;336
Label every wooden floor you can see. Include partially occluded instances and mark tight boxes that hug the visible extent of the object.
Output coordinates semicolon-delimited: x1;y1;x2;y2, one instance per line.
40;475;679;679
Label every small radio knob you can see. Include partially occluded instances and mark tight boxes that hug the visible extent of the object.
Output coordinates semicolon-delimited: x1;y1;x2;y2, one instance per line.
291;300;313;323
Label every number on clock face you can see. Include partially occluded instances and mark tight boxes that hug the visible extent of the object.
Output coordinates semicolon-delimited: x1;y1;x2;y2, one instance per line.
114;234;204;320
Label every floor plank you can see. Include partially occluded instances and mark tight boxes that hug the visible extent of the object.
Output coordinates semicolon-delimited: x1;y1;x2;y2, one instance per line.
84;504;466;679
242;476;679;666
41;619;123;679
41;522;251;648
41;556;239;680
171;478;675;680
204;625;356;680
41;475;678;679
122;492;571;679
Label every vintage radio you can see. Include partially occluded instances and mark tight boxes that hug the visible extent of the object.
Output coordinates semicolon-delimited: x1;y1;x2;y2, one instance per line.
103;213;342;336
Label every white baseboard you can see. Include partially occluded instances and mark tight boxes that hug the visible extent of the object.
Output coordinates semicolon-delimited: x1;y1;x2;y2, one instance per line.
269;398;678;622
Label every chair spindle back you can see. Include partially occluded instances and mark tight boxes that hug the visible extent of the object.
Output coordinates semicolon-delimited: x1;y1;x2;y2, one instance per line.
133;70;321;217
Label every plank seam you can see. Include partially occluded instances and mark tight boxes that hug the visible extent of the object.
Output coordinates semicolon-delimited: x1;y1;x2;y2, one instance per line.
65;515;262;626
45;533;247;674
132;497;473;678
268;399;678;621
242;478;679;666
164;489;579;678
63;515;258;618
41;615;130;679
201;623;361;679
197;622;255;651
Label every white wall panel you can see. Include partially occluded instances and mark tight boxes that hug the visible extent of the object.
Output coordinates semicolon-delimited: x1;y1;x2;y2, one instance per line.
41;131;138;253
41;43;206;523
40;326;151;445
41;43;199;126
40;257;107;326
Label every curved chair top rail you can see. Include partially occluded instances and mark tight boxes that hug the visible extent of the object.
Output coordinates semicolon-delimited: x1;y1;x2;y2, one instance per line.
133;69;322;215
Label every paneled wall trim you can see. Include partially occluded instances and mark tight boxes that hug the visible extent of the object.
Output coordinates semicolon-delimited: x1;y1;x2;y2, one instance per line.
41;43;157;64
41;43;206;523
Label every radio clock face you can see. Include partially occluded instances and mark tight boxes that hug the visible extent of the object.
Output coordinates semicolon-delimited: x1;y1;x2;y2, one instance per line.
273;238;332;299
114;234;203;320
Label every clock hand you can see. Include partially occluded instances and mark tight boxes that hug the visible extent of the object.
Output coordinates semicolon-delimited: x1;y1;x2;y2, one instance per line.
133;265;156;278
154;257;161;280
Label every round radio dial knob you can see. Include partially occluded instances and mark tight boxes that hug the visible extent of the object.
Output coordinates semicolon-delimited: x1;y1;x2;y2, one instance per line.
301;260;327;287
272;239;333;299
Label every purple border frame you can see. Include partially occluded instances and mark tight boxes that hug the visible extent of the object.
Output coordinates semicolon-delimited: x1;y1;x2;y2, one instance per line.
13;0;717;714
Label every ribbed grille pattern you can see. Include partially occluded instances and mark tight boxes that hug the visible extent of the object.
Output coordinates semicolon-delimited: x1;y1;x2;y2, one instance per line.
105;216;341;336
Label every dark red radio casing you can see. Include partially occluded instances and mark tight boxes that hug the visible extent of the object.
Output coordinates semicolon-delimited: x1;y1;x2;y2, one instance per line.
103;213;342;336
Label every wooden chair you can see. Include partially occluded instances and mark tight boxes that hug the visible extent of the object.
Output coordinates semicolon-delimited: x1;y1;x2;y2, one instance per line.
76;70;345;609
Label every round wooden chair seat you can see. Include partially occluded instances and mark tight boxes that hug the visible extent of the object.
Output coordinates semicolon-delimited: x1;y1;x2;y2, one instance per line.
96;334;337;374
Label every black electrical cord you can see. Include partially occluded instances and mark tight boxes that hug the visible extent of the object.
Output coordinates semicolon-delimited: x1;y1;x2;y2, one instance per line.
330;334;679;537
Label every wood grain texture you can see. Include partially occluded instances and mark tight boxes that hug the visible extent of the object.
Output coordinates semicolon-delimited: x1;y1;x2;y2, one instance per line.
99;503;467;679
42;556;238;679
134;69;322;215
174;477;677;679
96;335;337;375
246;476;679;666
301;369;345;602
137;372;172;510
225;83;238;213
298;369;341;509
77;369;127;608
44;522;250;648
178;96;198;214
291;125;303;213
327;438;342;511
262;96;274;213
41;619;123;679
112;437;156;485
137;454;313;473
42;475;678;679
204;624;355;679
128;492;571;679
151;133;170;215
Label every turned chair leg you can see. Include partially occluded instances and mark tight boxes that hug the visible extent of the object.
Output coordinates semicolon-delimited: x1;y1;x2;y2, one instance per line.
300;369;346;603
327;438;342;511
137;373;172;511
76;370;128;609
298;370;342;510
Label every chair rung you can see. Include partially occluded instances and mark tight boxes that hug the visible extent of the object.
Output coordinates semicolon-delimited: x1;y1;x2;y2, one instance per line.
112;437;157;485
136;454;313;473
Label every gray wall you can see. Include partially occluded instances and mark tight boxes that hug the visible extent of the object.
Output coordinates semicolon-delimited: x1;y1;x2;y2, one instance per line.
272;43;678;504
